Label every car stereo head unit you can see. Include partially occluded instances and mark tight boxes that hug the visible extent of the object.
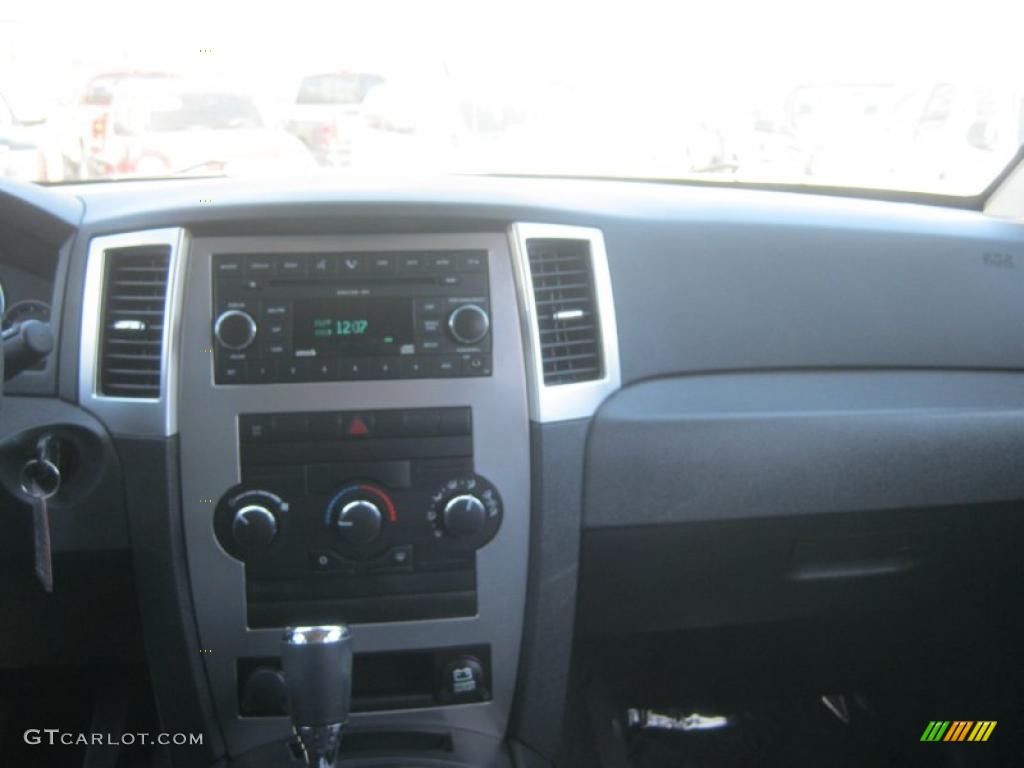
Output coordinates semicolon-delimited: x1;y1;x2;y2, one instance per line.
211;250;491;384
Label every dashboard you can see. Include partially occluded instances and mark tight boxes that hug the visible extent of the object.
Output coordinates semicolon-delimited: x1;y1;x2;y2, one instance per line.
2;174;1024;768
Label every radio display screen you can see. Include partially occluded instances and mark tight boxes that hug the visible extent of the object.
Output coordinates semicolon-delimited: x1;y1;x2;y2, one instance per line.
293;298;415;356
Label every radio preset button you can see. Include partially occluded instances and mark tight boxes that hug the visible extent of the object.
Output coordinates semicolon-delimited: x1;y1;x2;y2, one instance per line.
280;360;308;381
214;309;258;350
311;358;337;380
339;359;371;379
400;358;428;378
250;360;278;383
373;358;399;378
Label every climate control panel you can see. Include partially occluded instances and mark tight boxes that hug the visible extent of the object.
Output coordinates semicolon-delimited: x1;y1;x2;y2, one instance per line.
212;406;502;626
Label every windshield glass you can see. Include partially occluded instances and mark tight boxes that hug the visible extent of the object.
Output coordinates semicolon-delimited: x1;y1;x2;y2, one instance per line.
2;0;1021;195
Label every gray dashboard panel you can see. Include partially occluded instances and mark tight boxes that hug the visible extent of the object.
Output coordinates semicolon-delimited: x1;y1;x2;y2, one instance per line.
603;214;1024;384
62;176;1024;388
177;233;530;759
586;370;1024;528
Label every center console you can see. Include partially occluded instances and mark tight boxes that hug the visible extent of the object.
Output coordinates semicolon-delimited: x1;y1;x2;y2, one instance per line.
176;233;530;761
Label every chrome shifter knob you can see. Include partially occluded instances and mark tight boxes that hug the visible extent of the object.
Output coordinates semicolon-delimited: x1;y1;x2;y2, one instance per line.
282;625;353;768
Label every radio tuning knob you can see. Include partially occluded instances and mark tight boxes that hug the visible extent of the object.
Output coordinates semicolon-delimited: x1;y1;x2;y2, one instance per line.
214;309;258;350
232;503;278;549
447;304;490;345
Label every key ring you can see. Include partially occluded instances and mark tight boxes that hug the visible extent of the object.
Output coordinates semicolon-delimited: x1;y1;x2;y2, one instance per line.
19;458;61;500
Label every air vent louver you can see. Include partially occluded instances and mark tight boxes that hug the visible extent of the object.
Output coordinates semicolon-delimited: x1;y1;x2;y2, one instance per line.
98;246;171;397
527;238;603;385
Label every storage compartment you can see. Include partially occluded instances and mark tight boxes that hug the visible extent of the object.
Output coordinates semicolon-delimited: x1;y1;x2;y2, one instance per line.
581;370;1024;632
237;645;491;716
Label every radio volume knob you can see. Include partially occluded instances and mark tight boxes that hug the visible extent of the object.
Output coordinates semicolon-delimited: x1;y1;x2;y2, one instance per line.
447;304;489;345
214;309;258;350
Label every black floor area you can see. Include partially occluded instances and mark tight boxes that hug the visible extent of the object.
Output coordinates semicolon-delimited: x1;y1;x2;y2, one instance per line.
0;666;164;768
562;609;1024;768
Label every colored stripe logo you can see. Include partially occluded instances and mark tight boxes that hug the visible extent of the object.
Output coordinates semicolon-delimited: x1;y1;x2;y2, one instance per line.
921;721;996;742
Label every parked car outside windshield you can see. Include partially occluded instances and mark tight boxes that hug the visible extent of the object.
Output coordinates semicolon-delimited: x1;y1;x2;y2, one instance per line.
1;0;1022;196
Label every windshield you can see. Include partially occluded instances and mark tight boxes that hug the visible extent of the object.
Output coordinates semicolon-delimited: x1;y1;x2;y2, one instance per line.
123;88;264;132
2;0;1022;195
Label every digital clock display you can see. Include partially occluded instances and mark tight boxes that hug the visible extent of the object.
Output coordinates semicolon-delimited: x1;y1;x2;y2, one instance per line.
294;298;414;356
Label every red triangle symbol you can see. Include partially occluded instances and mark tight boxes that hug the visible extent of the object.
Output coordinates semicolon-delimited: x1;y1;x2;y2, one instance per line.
348;416;369;437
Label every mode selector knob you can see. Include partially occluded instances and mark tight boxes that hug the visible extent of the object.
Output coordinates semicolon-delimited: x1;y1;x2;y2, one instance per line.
427;475;502;550
336;500;383;546
447;304;490;345
232;504;278;549
442;494;487;538
214;309;257;350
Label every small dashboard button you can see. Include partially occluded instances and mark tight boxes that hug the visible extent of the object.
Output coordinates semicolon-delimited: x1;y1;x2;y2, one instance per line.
337;254;365;275
217;360;247;385
310;254;336;277
433;357;460;377
399;254;427;272
245;255;276;277
458;252;486;272
430;254;456;271
276;254;307;278
214;255;243;275
280;359;309;382
368;254;395;272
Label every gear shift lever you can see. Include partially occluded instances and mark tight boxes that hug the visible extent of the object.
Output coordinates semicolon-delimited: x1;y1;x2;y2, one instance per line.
282;625;353;768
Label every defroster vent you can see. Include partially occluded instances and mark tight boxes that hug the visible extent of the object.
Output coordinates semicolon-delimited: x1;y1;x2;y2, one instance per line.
99;246;171;397
526;238;603;385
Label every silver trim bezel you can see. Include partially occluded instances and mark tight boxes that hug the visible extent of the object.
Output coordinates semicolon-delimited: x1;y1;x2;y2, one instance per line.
79;227;188;437
508;223;621;422
180;232;530;758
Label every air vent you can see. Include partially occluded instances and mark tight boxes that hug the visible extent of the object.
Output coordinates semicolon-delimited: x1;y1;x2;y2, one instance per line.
526;237;603;385
98;245;171;398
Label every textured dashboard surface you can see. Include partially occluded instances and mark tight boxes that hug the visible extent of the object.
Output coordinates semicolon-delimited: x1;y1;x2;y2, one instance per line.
586;370;1024;527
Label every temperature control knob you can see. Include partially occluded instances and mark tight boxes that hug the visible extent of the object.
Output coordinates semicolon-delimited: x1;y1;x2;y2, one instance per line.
335;499;383;546
447;304;489;345
323;484;397;556
442;494;487;538
232;504;278;548
214;309;257;350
